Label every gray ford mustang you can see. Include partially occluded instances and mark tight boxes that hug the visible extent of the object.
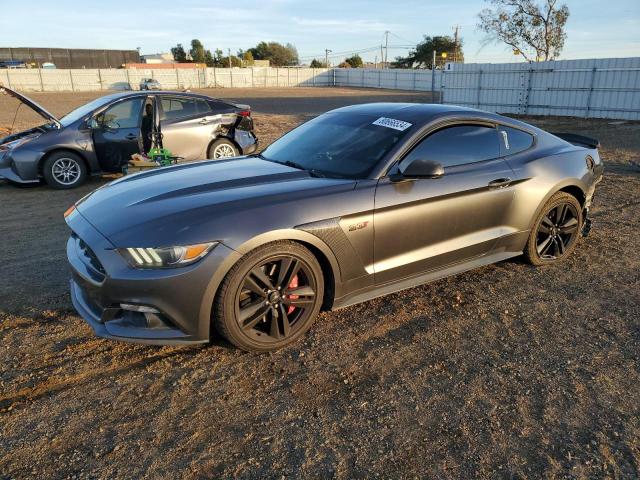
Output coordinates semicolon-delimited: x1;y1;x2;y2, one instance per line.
65;103;603;351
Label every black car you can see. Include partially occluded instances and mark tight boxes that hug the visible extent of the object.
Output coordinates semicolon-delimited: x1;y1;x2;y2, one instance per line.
0;86;257;188
65;103;603;351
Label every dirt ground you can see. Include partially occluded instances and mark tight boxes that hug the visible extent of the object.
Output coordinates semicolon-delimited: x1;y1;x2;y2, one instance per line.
1;88;639;479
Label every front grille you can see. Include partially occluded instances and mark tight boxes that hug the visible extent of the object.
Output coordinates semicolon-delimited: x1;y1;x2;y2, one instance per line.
74;233;106;275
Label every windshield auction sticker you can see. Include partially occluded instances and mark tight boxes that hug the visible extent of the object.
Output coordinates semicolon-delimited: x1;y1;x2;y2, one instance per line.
372;117;413;131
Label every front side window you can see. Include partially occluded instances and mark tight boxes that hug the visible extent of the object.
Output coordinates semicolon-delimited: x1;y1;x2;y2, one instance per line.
403;124;500;168
260;113;413;179
97;98;144;129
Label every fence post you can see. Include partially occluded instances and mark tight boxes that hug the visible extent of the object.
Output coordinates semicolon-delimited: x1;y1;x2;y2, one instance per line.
524;68;533;115
124;69;131;91
230;69;234;88
431;68;435;93
585;66;597;118
412;71;416;90
440;70;445;104
395;70;398;89
276;67;279;87
213;67;217;88
296;68;299;87
98;69;103;90
332;69;336;87
312;68;316;86
38;68;44;92
476;69;483;108
251;67;254;88
69;70;75;91
5;69;12;88
175;69;179;89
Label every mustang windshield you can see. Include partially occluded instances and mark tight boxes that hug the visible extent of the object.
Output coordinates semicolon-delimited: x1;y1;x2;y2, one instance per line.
260;113;413;179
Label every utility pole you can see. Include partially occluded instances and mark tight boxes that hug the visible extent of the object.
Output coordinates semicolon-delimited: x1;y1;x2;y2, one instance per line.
228;48;232;68
374;55;377;69
384;30;390;69
325;49;332;68
452;25;460;63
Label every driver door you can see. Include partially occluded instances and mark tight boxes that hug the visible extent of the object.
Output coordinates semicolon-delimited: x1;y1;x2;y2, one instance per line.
373;123;515;284
92;97;145;172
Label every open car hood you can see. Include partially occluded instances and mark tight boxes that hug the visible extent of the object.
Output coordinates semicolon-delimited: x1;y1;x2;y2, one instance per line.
0;84;61;129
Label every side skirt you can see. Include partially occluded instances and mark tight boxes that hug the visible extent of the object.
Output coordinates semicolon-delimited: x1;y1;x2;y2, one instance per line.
331;250;521;310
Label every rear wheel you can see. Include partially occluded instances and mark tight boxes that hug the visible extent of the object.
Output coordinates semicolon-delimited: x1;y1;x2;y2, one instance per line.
214;241;324;352
524;192;582;265
42;151;87;189
207;139;238;160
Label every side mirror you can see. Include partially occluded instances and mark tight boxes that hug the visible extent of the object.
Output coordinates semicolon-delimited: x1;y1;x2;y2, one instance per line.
399;158;444;179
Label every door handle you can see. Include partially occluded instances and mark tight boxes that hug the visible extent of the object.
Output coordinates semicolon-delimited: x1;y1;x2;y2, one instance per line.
199;118;209;125
125;133;138;140
488;177;512;189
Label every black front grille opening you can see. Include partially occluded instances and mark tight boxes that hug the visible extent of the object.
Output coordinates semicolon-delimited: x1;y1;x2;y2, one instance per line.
76;235;106;275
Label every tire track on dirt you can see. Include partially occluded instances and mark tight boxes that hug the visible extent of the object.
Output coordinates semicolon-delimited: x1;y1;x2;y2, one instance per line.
0;348;195;409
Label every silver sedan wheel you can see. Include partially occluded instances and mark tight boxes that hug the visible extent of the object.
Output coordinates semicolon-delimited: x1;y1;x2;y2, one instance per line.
51;158;81;185
213;143;236;159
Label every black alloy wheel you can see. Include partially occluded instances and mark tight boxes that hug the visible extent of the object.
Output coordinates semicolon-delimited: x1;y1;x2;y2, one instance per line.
214;241;324;351
525;191;583;265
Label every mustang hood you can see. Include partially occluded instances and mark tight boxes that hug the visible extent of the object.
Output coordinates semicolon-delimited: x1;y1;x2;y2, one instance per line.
75;157;356;247
0;85;61;129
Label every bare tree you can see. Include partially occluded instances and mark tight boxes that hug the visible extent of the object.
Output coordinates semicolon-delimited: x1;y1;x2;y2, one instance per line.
478;0;569;62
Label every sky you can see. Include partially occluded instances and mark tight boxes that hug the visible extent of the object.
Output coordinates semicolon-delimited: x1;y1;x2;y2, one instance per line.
1;0;639;64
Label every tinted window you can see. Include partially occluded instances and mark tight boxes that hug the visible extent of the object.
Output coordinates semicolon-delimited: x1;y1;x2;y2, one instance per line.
261;113;413;179
98;98;144;129
498;126;534;155
160;97;210;120
403;125;500;168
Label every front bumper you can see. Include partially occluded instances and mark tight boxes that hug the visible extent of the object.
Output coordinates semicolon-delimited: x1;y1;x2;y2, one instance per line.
0;151;39;183
66;210;240;345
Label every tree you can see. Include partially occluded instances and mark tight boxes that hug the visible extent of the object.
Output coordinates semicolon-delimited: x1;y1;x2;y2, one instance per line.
242;51;254;66
309;59;327;68
190;39;206;64
477;0;569;62
170;43;187;63
247;41;299;66
392;36;463;69
344;54;363;68
204;49;215;67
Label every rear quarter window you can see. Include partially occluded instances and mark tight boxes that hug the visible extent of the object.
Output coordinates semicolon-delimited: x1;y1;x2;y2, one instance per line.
498;126;534;156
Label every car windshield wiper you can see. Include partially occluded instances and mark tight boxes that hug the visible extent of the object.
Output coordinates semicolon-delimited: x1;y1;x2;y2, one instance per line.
254;155;329;178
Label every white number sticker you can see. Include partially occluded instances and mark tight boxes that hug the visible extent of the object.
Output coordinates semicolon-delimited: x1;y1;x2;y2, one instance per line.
372;117;412;131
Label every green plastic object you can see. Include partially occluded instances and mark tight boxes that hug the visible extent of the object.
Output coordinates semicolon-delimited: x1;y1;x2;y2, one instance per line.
148;147;174;166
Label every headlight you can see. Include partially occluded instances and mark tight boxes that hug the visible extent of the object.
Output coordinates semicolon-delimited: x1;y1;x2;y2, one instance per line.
0;134;40;151
119;242;218;269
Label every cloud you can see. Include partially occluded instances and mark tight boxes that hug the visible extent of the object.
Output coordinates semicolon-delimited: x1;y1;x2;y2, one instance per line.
291;17;392;32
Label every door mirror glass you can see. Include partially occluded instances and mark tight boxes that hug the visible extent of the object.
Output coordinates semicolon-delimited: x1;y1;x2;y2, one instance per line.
87;117;99;129
399;158;444;179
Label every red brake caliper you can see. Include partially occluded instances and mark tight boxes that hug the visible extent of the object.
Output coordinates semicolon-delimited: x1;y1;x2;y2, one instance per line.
287;275;299;314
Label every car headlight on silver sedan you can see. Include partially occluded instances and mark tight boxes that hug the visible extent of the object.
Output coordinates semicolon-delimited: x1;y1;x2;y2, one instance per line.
119;242;218;268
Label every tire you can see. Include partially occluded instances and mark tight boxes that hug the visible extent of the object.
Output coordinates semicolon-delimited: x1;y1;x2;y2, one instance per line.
524;192;583;266
42;151;87;189
207;138;238;160
214;241;324;352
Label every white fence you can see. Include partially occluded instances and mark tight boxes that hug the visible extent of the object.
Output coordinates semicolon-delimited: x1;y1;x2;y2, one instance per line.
0;67;332;92
1;58;639;119
333;58;640;120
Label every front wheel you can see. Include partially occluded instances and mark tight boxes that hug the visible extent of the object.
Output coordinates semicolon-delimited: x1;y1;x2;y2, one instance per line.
524;192;583;265
214;241;324;352
42;152;87;189
207;139;238;160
